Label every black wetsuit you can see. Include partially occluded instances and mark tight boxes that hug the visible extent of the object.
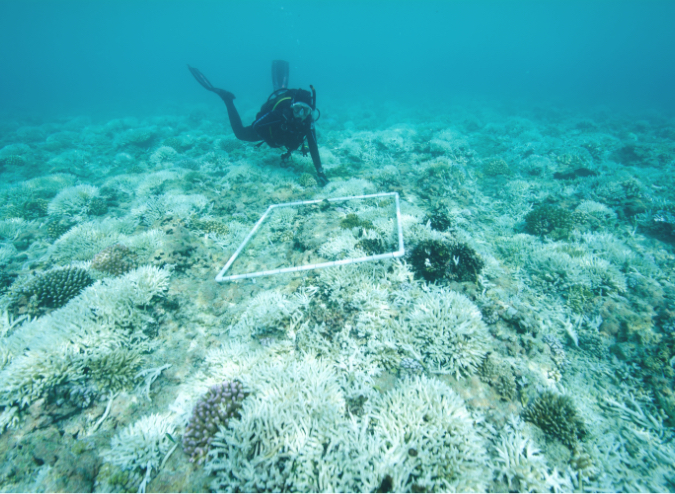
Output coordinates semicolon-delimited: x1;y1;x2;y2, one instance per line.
219;90;326;184
187;63;327;185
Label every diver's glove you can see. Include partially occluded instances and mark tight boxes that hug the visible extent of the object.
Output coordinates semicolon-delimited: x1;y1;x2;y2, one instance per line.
316;169;329;187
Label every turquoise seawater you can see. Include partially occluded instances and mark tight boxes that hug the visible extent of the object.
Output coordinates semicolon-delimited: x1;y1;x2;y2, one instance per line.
1;1;674;492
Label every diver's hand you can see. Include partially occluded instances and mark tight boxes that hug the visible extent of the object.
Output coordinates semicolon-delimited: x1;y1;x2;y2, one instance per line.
317;169;329;187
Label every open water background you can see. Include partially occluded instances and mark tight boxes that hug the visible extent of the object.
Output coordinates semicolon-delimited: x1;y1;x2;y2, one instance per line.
1;0;675;117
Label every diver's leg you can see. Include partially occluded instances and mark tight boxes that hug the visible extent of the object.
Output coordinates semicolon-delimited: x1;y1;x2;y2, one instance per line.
187;65;259;141
221;96;260;142
272;60;289;91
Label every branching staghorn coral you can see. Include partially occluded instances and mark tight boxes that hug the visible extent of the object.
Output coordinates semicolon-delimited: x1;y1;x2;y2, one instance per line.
101;413;176;493
206;357;351;492
115;127;157;149
45;219;122;263
204;352;490;493
149;145;179;166
0;266;171;410
394;286;490;378
503;239;627;299
0;218;26;241
135;170;181;197
0;244;18;267
574;200;617;229
371;375;490;492
228;289;306;340
47;185;100;218
493;416;573;493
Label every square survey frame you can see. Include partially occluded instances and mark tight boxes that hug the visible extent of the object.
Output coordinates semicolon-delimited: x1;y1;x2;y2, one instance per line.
215;192;405;282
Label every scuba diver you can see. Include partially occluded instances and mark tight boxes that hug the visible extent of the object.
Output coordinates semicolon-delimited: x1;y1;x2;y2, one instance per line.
188;60;328;186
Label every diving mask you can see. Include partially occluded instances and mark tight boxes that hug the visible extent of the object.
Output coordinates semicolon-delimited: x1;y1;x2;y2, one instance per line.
292;102;312;121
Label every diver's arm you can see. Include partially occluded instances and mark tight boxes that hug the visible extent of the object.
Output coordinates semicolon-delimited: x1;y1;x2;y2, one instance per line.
306;126;328;186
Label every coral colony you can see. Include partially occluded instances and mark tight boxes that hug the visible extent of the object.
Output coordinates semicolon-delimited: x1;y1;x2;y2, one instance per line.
1;101;675;493
182;380;248;464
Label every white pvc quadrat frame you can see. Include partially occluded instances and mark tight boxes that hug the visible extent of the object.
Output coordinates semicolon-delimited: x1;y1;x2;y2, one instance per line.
215;192;405;282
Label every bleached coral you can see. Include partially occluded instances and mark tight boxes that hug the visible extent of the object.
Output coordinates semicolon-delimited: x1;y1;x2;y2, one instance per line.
0;143;32;157
574;200;617;227
115;127;157;148
0;348;81;409
207;352;466;493
268;206;297;230
203;220;250;252
522;242;626;296
45;220;121;263
43;131;78;151
493;416;573;493
394;287;491;377
578;230;660;277
402;216;446;245
319;177;377;198
207;357;353;492
318;229;359;259
160;192;209;220
46;150;91;175
130;195;168;226
102;413;176;493
0;405;19;432
315;260;412;311
224;162;257;183
136;170;181;197
149;145;178;166
130;189;207;225
228;290;303;339
0;218;26;240
125;228;168;264
0;244;17;266
575;254;627;294
47;185;100;217
109;264;171;307
372;375;490;492
0;266;171;409
0;343;11;370
20;174;76;197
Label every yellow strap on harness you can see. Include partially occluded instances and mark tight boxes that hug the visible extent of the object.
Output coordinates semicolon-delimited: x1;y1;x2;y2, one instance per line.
273;97;292;111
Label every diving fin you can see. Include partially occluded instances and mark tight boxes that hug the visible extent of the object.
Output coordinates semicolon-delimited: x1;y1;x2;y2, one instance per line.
272;60;289;91
188;65;216;92
188;65;235;101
